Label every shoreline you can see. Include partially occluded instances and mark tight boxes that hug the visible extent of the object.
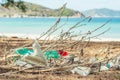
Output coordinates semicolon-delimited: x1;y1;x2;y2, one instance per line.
0;16;83;18
0;16;120;18
0;33;120;42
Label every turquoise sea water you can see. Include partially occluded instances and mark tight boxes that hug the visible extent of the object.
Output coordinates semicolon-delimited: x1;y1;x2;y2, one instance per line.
0;17;120;40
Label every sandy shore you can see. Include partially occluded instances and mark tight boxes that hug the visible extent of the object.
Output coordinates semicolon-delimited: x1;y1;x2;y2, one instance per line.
0;36;120;58
0;36;120;80
1;33;120;41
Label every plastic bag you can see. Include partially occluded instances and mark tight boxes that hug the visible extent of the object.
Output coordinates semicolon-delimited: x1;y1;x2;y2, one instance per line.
100;66;109;71
71;67;91;76
45;50;60;59
15;60;33;68
16;48;33;56
32;40;47;62
107;56;120;69
32;39;42;56
21;40;47;66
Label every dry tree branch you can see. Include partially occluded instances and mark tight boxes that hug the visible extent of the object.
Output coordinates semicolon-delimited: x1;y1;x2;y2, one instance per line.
41;19;70;51
89;27;111;39
41;17;91;51
36;3;68;51
37;3;67;40
42;17;69;45
43;17;111;52
67;17;91;32
62;19;111;50
89;19;111;34
4;3;68;54
42;23;85;51
56;17;91;43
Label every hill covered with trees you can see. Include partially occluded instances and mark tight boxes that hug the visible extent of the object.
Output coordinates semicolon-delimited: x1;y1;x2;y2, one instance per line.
0;1;84;17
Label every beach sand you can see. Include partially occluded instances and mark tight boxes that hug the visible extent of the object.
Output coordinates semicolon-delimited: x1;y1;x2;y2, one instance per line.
0;36;120;80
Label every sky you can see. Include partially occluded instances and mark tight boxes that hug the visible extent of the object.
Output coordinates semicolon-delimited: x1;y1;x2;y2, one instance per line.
23;0;120;11
0;0;120;11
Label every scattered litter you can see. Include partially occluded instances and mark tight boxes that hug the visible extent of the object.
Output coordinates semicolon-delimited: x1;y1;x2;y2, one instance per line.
71;67;91;76
89;57;96;63
114;56;120;67
15;60;33;68
15;40;47;66
32;39;42;56
58;50;68;57
22;55;47;66
106;62;114;68
32;40;47;63
74;57;79;62
45;50;61;59
16;48;33;56
100;66;109;71
6;39;120;77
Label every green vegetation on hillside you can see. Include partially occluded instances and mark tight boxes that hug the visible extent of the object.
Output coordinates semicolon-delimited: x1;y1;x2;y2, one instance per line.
0;1;84;17
23;2;83;17
1;0;27;12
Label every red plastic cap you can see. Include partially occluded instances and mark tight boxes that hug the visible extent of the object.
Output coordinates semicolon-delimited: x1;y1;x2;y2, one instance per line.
58;50;68;56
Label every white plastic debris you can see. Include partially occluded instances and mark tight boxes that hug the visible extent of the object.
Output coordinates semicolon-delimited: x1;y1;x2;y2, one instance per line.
100;66;109;71
32;39;42;56
22;55;47;66
15;60;33;68
23;39;47;66
89;57;96;63
114;56;120;66
74;57;79;62
107;55;120;69
71;67;91;76
114;56;120;69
